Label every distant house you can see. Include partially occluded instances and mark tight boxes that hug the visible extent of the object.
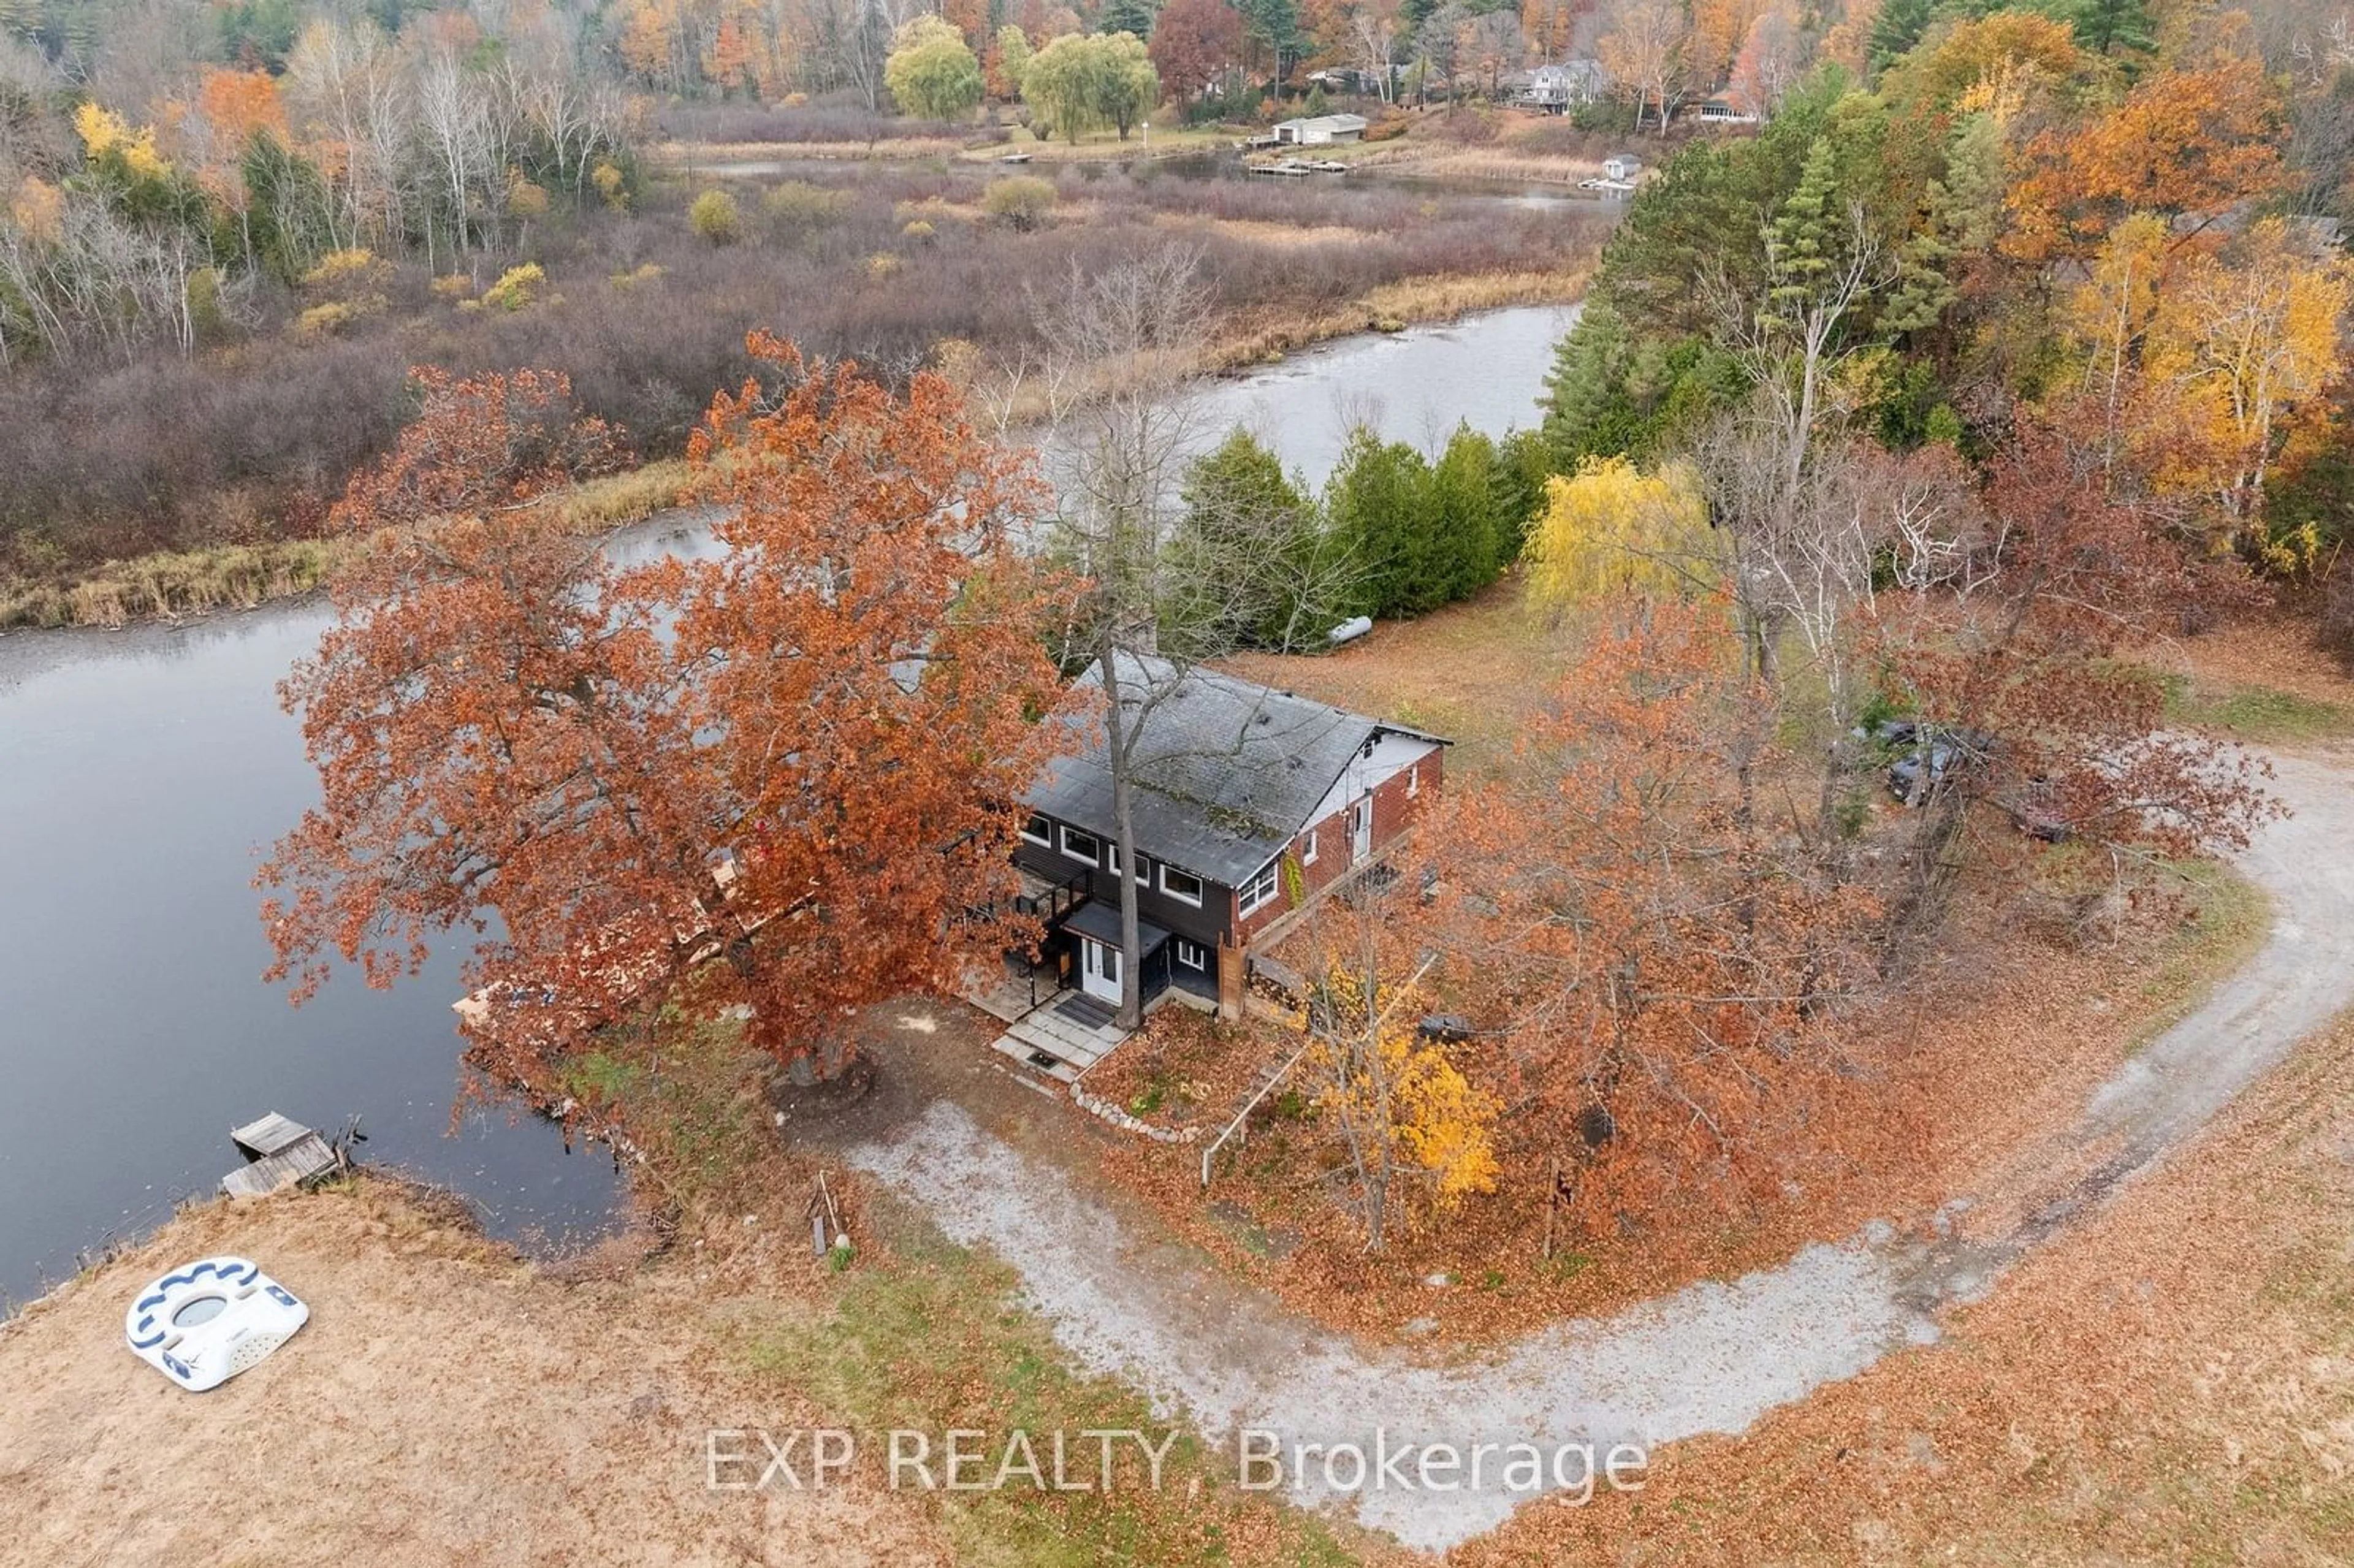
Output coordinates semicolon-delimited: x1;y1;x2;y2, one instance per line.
1274;113;1369;145
1602;152;1644;182
1305;67;1384;96
1691;91;1760;126
1518;59;1608;113
1009;658;1445;1033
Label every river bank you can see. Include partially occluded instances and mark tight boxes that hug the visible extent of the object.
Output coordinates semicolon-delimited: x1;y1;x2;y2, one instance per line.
0;281;1582;633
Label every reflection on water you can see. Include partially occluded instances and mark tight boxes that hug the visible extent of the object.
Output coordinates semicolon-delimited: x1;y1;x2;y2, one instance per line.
1186;303;1579;485
0;608;630;1306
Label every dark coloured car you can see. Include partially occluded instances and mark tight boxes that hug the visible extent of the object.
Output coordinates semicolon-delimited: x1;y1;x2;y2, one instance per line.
1878;721;1996;805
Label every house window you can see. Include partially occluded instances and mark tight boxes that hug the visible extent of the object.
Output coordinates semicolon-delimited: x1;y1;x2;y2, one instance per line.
1239;861;1281;917
1159;865;1204;907
1300;826;1319;866
1021;813;1053;847
1106;842;1121;877
1060;825;1101;865
1407;764;1419;799
1175;939;1207;971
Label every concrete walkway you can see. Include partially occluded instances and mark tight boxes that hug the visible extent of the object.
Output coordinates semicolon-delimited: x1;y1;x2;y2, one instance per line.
848;748;2354;1552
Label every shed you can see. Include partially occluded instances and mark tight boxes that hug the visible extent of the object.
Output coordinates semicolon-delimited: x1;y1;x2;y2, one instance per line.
1274;113;1369;145
1602;152;1644;181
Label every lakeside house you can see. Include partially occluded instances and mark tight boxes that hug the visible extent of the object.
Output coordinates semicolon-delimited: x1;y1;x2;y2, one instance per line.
1517;59;1609;113
1691;90;1761;126
1273;113;1369;145
985;658;1444;1075
1602;152;1644;183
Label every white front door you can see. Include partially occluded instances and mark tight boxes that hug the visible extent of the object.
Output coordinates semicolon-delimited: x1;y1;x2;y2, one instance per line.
1079;936;1122;1005
1350;796;1373;861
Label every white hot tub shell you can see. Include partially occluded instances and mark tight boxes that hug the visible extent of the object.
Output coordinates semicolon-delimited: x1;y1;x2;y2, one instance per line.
124;1255;310;1392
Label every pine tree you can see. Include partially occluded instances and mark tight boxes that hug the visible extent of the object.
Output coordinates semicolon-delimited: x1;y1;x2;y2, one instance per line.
1325;428;1438;618
1763;136;1843;333
1541;302;1643;463
1866;0;1935;73
2072;0;2155;59
1430;425;1506;601
1099;0;1156;39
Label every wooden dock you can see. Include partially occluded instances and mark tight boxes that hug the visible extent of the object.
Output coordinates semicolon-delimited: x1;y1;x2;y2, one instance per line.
222;1113;339;1200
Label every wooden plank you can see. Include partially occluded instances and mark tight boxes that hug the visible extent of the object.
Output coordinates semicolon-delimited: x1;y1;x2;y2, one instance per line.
230;1112;311;1160
221;1133;337;1199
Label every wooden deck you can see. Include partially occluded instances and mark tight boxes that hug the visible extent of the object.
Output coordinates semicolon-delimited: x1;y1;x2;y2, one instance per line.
222;1114;339;1200
964;961;1056;1025
230;1112;313;1160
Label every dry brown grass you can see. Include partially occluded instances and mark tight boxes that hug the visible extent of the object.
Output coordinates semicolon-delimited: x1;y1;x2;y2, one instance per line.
1168;214;1371;248
655;136;969;164
1385;148;1608;185
0;538;347;630
1221;573;1566;772
3;463;693;631
0;1001;1376;1566
1208;265;1591;370
0;1176;953;1566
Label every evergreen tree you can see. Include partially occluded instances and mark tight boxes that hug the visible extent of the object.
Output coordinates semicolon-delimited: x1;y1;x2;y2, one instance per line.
241;131;334;284
2071;0;2154;59
1164;430;1345;651
1883;112;2000;338
1430;425;1506;601
1495;428;1555;557
1765;135;1845;327
1867;0;1936;74
1100;0;1157;40
1325;427;1436;618
1238;0;1302;82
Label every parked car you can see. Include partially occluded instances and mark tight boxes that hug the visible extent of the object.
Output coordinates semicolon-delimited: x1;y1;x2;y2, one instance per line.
1875;720;1995;805
1867;718;2076;840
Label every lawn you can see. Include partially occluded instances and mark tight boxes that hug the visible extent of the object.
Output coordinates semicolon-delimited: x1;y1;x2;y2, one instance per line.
2164;674;2354;744
1219;573;1570;778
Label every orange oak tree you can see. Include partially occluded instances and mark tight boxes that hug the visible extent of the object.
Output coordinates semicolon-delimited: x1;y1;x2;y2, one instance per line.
261;345;1072;1097
2004;58;2290;263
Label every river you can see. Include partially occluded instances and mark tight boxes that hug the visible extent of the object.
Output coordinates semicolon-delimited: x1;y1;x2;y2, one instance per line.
0;303;1569;1306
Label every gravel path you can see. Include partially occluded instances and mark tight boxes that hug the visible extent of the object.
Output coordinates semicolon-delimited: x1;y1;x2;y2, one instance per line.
847;747;2354;1553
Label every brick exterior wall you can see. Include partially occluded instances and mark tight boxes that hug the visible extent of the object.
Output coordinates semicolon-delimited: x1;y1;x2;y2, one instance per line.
1233;744;1444;948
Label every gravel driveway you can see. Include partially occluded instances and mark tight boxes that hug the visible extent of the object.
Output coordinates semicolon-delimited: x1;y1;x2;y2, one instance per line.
848;747;2354;1552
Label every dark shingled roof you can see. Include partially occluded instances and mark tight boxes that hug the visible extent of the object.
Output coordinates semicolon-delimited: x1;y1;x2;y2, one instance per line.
1024;655;1442;889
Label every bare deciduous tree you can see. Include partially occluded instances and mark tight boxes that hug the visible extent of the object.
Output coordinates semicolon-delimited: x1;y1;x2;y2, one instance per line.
1030;245;1358;1026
